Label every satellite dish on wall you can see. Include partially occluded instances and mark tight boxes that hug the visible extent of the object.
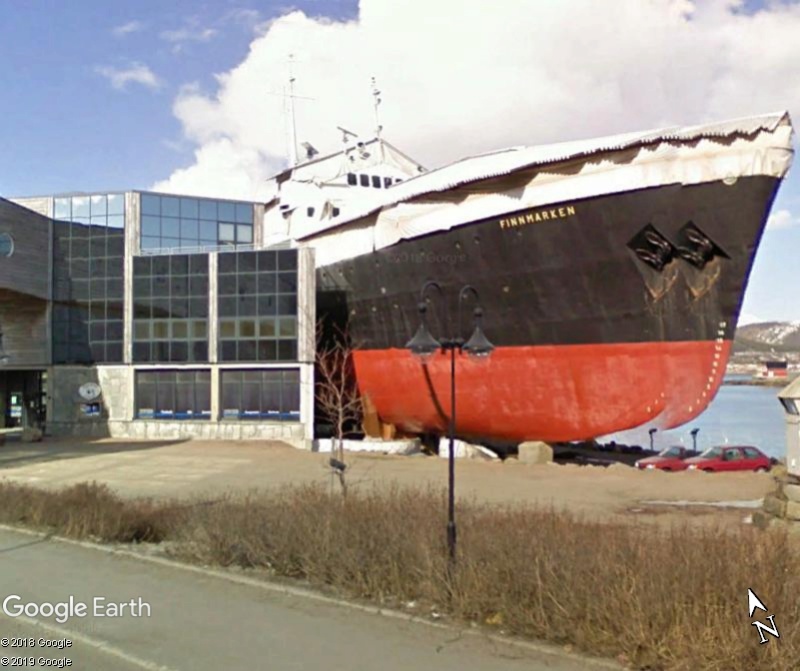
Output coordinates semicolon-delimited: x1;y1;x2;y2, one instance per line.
78;382;102;402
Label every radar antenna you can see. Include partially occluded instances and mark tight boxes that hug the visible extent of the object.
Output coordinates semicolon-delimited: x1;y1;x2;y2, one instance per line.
337;126;358;144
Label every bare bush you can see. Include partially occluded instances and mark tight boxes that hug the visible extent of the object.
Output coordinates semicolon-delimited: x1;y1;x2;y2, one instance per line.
0;479;796;670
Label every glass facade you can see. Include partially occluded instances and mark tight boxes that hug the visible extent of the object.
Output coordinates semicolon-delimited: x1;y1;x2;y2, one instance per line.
52;194;126;364
218;249;298;362
133;254;209;363
139;193;254;252
221;370;300;420
135;370;211;419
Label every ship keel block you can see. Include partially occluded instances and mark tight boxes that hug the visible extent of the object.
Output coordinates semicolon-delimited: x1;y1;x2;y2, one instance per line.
353;340;732;443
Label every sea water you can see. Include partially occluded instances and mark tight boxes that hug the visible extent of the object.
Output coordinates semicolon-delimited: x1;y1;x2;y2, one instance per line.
601;377;788;459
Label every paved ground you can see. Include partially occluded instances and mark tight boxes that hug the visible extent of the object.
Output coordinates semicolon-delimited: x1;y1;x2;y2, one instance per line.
0;437;773;525
0;527;614;671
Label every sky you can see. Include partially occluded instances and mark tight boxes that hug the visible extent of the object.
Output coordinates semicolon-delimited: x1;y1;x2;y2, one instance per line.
1;0;799;322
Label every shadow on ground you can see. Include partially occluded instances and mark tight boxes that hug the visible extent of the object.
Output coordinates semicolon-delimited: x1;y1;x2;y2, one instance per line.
0;437;189;470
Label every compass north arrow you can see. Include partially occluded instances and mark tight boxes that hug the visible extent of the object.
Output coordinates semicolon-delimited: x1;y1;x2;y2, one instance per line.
748;588;768;618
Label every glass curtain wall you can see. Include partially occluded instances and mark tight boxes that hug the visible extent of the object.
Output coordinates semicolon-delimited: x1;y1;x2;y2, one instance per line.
140;193;254;252
52;194;125;363
133;254;209;362
218;249;298;362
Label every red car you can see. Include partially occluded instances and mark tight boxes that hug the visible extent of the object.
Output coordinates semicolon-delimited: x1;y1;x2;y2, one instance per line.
636;446;697;471
684;446;771;473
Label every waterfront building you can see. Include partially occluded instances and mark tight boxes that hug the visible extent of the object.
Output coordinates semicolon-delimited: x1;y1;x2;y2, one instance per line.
0;191;314;445
760;360;789;379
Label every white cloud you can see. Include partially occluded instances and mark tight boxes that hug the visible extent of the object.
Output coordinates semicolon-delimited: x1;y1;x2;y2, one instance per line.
153;0;800;201
95;63;162;91
160;25;217;44
112;20;143;37
766;209;799;230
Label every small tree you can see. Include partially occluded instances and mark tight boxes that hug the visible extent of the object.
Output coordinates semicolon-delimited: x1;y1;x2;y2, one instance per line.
315;323;363;495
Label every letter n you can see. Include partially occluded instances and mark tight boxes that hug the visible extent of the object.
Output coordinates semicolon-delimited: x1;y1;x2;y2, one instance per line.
752;615;780;644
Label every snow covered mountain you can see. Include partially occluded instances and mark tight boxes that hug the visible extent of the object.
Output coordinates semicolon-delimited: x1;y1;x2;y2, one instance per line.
734;321;800;352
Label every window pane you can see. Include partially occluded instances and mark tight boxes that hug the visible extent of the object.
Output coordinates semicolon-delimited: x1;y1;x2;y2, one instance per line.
241;382;261;414
90;195;107;216
235;203;252;223
237;225;253;243
54;198;71;219
134;321;151;340
219;223;235;242
141;215;160;237
259;317;276;338
172;321;188;338
199;200;217;220
137;381;156;417
141;194;160;216
191;320;207;338
153;321;169;339
240;319;256;338
180;219;199;242
141;236;161;250
218;201;235;221
279;316;297;338
73;196;90;218
220;319;236;338
161;217;180;238
180;197;199;218
199;220;217;240
161;196;180;217
107;193;124;215
107;214;125;229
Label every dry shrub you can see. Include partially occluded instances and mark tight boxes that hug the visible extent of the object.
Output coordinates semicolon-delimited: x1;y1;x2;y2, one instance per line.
1;479;797;670
0;481;179;543
172;485;800;670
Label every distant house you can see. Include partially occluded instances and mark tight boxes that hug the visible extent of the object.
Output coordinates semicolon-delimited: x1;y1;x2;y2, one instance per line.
760;360;789;378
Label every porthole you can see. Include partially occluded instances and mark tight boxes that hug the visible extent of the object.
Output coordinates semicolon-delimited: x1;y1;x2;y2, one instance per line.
0;233;14;257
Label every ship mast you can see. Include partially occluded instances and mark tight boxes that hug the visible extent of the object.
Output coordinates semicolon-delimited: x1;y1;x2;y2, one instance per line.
371;76;382;139
286;54;299;166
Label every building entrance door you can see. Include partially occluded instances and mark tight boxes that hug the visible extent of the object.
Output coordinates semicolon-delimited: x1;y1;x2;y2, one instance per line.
0;370;45;429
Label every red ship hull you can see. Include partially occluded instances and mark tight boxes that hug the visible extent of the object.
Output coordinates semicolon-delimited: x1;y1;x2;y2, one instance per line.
353;340;732;442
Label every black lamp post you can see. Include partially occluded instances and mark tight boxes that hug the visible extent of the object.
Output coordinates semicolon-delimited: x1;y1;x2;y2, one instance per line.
690;428;700;453
405;281;494;565
648;427;658;453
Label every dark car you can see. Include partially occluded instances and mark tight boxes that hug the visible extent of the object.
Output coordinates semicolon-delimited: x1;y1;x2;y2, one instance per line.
635;445;697;471
684;445;771;473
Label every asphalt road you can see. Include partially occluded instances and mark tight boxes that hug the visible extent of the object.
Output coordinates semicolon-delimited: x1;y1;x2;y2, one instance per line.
0;528;615;671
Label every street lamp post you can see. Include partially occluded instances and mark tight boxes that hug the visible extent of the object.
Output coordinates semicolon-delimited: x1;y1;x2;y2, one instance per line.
648;427;658;453
405;281;494;565
690;428;700;452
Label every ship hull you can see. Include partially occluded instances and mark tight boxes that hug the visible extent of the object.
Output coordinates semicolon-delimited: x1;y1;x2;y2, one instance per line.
316;175;781;441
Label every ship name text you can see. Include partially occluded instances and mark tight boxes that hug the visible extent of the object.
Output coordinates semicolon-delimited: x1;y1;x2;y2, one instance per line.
499;205;576;230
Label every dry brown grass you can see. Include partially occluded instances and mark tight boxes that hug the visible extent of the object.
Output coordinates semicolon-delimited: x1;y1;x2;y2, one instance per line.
0;481;180;543
0;480;796;670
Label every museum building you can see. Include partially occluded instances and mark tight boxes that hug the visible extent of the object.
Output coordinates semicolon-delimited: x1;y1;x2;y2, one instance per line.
0;191;315;445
